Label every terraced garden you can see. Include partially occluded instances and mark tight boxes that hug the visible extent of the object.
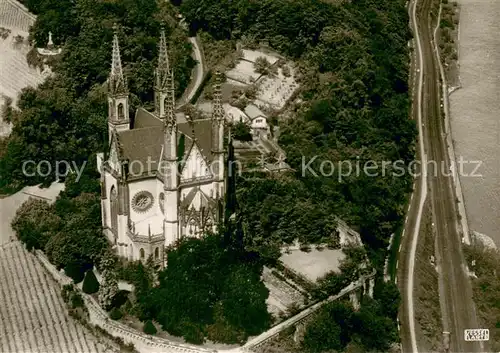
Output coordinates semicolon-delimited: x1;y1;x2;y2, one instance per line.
0;241;119;353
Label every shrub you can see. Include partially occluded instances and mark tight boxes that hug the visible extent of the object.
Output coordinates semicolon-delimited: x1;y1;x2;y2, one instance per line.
281;65;291;77
70;292;84;309
61;284;74;303
111;290;130;309
64;263;85;284
299;244;311;252
109;307;123;320
143;320;157;335
254;56;271;75
181;321;205;344
82;270;100;294
232;122;252;142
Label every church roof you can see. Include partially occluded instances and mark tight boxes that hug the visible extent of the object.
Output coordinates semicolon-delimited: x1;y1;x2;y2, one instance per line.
244;104;266;120
117;108;214;178
117;127;163;176
180;186;217;209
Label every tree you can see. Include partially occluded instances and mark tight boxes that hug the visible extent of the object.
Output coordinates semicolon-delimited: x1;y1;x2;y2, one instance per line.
232;121;252;141
375;281;400;320
281;65;291;77
303;314;343;353
351;298;398;351
11;198;61;250
82;270;100;294
1;96;16;123
109;307;123;320
220;265;271;337
143;320;157;335
45;193;107;271
64;262;85;284
99;250;119;310
254;56;271;75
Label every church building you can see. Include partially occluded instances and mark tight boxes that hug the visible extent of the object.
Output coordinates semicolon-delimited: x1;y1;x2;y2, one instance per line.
97;29;226;265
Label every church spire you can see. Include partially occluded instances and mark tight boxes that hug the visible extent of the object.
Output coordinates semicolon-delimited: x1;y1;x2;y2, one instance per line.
212;70;225;156
164;69;176;132
107;24;130;138
156;28;170;90
212;71;225;123
109;24;127;96
155;28;173;118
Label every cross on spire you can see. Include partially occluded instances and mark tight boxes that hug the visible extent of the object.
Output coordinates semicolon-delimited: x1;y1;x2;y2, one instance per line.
109;24;127;95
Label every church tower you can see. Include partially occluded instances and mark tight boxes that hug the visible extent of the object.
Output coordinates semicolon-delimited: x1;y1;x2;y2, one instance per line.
107;25;129;139
154;29;171;120
162;67;178;245
211;71;225;198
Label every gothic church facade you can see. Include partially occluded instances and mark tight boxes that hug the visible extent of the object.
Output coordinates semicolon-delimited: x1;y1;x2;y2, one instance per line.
97;30;226;264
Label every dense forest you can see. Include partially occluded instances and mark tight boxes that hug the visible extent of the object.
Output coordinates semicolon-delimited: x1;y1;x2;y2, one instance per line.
180;0;415;265
4;0;413;350
0;0;195;189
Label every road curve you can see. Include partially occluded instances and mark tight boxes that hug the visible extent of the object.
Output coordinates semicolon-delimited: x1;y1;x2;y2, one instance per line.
177;36;205;108
398;0;428;351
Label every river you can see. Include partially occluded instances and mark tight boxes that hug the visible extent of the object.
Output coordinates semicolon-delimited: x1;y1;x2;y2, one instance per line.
450;0;500;247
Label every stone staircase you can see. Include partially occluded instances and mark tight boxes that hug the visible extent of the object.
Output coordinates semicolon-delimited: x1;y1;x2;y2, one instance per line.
261;267;307;318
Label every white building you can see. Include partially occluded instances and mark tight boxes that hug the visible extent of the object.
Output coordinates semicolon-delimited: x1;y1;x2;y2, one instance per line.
222;103;249;124
97;30;226;265
244;103;269;136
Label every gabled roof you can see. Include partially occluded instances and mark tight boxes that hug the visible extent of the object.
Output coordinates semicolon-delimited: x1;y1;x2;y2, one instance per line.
115;108;215;178
180;186;217;209
178;119;213;163
134;108;163;129
117;127;163;176
244;104;266;120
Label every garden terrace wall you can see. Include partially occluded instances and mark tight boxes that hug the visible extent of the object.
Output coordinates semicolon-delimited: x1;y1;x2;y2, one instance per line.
34;250;229;353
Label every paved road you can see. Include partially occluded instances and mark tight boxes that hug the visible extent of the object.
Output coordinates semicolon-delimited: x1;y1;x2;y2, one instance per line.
177;36;205;108
399;0;486;351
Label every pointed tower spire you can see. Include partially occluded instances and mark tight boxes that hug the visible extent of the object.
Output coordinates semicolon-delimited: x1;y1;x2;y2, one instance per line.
156;28;170;89
211;70;225;206
107;24;130;138
164;69;176;132
212;70;225;155
109;24;127;96
155;27;173;118
212;71;225;123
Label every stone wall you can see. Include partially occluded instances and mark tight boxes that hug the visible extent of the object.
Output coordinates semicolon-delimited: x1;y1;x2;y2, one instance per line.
242;270;376;351
34;250;229;353
34;248;374;353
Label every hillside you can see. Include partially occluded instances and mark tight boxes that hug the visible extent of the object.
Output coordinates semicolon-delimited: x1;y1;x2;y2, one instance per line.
0;0;45;136
0;241;119;352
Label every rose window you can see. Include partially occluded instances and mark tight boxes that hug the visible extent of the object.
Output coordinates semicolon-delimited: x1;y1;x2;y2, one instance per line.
131;191;154;213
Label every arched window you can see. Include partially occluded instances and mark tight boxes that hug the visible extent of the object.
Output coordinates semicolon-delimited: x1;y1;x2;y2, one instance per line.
110;186;118;239
117;103;124;120
140;248;145;259
154;247;159;259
